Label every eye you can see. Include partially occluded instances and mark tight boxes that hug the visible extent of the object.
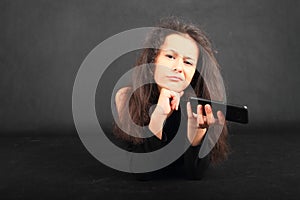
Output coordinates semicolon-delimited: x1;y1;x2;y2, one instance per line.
184;61;193;66
165;54;175;59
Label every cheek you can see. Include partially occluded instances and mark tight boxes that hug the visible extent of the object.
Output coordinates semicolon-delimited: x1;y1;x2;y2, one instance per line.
154;65;168;78
153;66;163;83
184;70;196;83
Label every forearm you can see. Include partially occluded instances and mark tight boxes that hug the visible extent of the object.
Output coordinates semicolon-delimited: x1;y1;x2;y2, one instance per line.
148;111;166;140
184;137;211;180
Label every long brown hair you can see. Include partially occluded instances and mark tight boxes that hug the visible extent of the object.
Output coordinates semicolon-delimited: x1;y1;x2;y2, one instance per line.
114;16;229;164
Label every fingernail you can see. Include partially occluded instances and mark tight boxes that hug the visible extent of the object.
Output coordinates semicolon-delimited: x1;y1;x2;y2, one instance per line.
206;105;211;112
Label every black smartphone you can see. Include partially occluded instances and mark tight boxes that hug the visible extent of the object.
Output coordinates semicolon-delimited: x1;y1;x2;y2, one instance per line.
189;97;248;124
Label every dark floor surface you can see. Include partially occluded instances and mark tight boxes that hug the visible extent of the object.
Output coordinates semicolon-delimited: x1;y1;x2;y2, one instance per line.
1;132;299;200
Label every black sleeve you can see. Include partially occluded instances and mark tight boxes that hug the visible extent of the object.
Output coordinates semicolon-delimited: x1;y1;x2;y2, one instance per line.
129;126;168;181
112;126;167;153
183;138;211;180
130;126;168;153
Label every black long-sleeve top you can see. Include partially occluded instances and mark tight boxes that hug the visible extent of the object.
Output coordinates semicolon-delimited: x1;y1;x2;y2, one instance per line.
115;105;211;181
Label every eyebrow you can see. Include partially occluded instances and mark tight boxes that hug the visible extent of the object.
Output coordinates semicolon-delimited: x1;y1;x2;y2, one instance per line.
162;49;196;62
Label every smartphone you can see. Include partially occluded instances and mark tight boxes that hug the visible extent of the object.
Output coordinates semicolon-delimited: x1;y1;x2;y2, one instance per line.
189;97;248;124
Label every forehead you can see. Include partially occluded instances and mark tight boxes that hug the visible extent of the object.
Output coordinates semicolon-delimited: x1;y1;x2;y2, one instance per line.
160;33;199;60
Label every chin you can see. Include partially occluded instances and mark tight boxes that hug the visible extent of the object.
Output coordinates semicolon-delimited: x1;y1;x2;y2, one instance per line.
157;82;187;93
173;88;184;93
166;85;185;93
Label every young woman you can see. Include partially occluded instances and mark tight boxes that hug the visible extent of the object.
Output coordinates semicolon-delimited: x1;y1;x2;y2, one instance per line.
113;17;229;180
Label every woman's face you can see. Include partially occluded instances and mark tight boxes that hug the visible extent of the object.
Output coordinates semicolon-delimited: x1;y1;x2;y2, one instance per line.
154;33;199;93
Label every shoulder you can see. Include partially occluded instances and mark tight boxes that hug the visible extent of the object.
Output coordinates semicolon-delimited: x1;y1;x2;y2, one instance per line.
115;87;132;102
115;87;132;112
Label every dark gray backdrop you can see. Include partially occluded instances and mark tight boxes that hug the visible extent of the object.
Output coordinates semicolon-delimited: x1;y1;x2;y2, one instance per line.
1;0;299;135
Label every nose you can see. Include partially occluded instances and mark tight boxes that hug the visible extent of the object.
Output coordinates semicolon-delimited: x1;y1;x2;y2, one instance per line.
173;58;183;73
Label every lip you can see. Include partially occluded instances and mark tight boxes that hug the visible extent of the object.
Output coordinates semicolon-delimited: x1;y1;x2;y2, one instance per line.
166;75;183;81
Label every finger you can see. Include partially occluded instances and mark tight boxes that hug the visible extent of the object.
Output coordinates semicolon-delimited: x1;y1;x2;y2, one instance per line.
197;104;205;125
187;102;193;118
170;98;175;110
179;91;184;97
205;104;216;125
173;92;181;110
170;92;177;110
171;97;177;110
217;110;226;125
167;90;182;111
163;89;174;99
168;91;177;110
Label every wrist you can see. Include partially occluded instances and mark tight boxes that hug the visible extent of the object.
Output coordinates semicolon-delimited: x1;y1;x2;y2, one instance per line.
189;128;207;146
148;112;167;140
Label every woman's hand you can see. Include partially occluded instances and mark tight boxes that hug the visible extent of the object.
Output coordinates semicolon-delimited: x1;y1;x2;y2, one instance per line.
148;88;184;139
187;102;225;146
154;88;184;116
